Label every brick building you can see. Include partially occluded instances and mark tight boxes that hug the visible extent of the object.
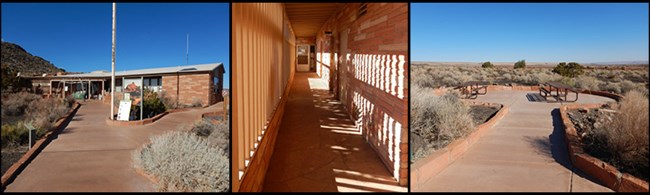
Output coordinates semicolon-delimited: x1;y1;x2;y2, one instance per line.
232;3;407;192
25;63;225;106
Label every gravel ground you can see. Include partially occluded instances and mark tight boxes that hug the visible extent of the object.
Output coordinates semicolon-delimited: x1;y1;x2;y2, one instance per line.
1;145;28;176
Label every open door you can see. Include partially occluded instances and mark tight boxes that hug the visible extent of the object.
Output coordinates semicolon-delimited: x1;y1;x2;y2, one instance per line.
296;44;310;72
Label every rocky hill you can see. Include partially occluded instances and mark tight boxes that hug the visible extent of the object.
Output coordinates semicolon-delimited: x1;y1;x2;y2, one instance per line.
1;41;65;76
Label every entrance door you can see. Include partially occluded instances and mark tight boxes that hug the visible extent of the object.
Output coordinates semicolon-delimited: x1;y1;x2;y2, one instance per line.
296;44;310;72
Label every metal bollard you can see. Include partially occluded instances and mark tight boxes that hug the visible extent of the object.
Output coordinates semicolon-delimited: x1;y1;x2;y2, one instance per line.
24;122;37;149
29;128;36;149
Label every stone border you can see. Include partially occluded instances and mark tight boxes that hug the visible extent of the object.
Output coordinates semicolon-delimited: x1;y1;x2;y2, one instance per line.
105;106;204;126
411;102;509;191
1;102;82;191
201;111;226;124
560;104;649;192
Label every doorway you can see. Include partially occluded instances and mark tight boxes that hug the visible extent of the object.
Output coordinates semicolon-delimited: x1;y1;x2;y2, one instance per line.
296;44;310;72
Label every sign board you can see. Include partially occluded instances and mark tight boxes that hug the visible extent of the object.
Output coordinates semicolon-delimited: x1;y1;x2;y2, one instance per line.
117;100;132;121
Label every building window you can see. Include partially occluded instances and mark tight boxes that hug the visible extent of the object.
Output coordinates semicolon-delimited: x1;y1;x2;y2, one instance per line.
144;76;162;92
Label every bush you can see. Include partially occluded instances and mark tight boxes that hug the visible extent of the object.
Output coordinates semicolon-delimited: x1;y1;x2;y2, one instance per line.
1;122;28;147
142;89;166;119
190;119;230;155
600;90;649;180
191;98;203;107
552;62;584;78
514;60;526;69
1;92;42;116
410;87;474;162
481;61;494;68
1;92;70;146
133;130;229;192
158;90;178;110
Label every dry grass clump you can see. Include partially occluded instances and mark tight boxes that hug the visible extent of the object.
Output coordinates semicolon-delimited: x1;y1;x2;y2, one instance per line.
599;90;649;180
1;92;72;147
133;119;230;192
410;86;474;162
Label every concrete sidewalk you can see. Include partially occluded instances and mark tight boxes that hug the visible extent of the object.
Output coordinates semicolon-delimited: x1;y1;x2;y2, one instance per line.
5;100;222;192
262;73;407;192
415;90;615;192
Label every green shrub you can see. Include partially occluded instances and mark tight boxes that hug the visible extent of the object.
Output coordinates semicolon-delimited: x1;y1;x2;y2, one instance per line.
142;89;166;119
552;62;584;78
481;61;494;68
514;60;526;69
132;130;229;192
0;121;37;147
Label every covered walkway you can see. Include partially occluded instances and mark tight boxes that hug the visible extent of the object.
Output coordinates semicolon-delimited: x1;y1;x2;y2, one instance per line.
263;73;406;192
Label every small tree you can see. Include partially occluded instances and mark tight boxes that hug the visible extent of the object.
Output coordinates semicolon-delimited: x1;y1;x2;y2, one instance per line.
481;61;494;68
514;60;526;69
552;62;584;78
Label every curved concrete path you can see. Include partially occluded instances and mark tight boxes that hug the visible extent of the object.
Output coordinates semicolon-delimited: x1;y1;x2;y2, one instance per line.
415;90;615;192
5;100;223;192
262;73;407;192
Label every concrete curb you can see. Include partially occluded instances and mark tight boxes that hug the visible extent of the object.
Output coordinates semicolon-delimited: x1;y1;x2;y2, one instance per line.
105;106;204;126
559;104;649;192
411;102;509;191
1;102;82;191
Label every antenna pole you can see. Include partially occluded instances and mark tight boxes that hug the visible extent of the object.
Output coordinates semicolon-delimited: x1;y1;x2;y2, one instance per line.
186;33;189;65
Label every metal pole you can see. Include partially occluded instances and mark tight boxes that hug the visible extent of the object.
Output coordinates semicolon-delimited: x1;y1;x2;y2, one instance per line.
186;33;189;65
111;2;116;120
141;76;143;120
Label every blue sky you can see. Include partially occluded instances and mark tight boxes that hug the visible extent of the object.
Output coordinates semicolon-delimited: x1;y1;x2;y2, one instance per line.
1;3;230;88
411;3;649;63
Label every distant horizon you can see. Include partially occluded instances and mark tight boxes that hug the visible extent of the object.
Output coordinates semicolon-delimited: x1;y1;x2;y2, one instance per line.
411;3;649;63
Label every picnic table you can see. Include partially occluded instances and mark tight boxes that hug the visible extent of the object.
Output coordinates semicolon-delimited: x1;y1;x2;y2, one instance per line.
539;81;579;102
454;81;487;99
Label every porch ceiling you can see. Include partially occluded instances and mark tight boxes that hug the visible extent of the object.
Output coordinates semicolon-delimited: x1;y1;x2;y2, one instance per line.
284;3;344;38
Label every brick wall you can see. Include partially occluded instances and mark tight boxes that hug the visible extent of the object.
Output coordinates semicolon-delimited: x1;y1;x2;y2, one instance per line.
161;72;212;106
314;2;408;186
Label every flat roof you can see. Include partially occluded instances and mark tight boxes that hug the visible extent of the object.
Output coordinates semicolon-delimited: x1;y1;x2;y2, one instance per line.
48;63;223;78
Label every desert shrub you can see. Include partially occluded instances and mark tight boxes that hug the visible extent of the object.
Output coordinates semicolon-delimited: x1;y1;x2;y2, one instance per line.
618;80;638;94
1;92;42;116
552;62;584;78
481;61;494;68
514;60;526;69
133;130;229;192
1;122;28;147
603;82;622;94
142;89;166;119
599;90;649;180
65;95;76;108
190;119;230;155
574;76;601;91
25;98;68;130
158;90;178;110
1;92;70;146
410;87;474;162
192;98;203;107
